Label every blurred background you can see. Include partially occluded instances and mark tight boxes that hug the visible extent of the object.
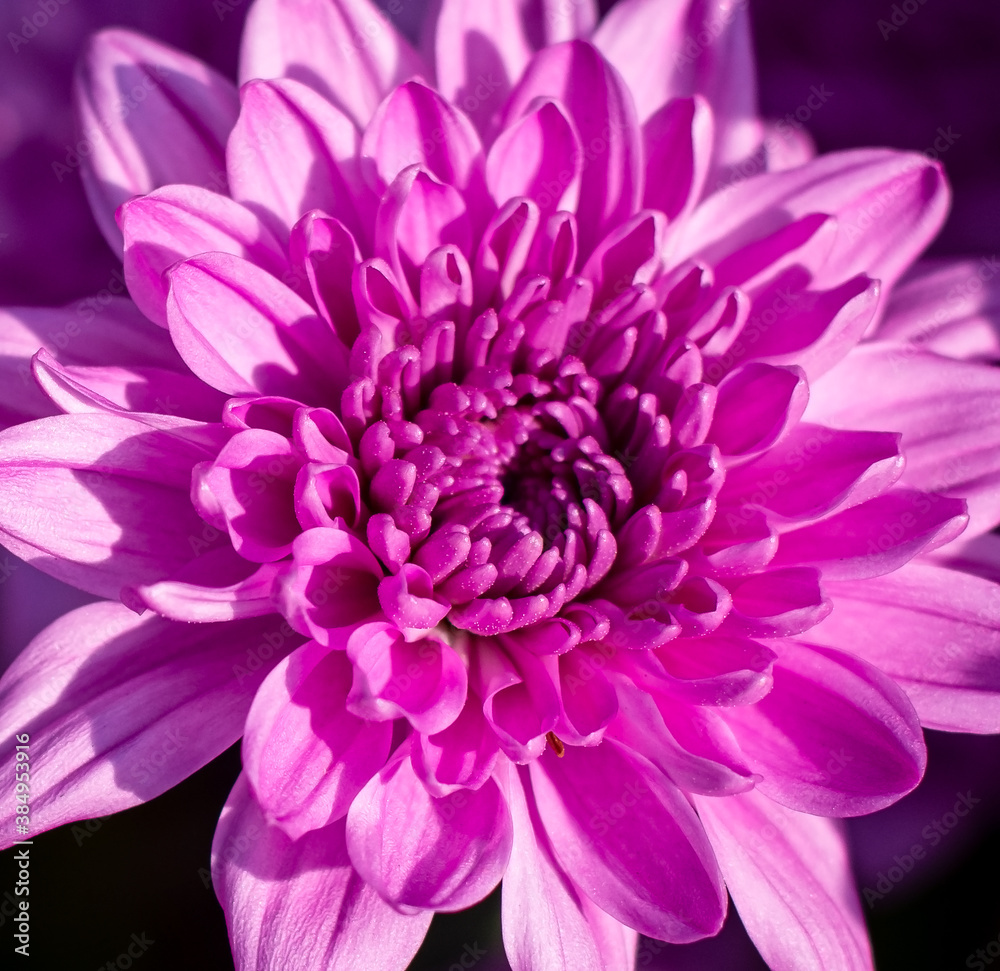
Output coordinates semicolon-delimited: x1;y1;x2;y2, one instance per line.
0;0;999;967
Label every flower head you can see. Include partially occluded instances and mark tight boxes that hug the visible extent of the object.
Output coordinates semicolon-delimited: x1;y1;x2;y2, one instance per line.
3;1;1000;969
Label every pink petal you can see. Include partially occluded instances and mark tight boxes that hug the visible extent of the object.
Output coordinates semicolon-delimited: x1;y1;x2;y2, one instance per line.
432;1;533;135
346;745;513;910
529;739;726;942
521;0;598;47
807;342;1000;536
74;29;239;251
0;603;297;847
772;489;968;580
228;78;372;245
807;560;1000;733
0;412;223;598
500;764;605;971
673;149;950;295
877;257;1000;361
243;641;392;840
239;0;426;129
213;774;431;971
486;98;583;213
121;185;289;327
594;0;759;168
166;253;350;403
410;697;500;797
723;641;926;816
502;40;642;258
695;789;873;971
643;96;714;220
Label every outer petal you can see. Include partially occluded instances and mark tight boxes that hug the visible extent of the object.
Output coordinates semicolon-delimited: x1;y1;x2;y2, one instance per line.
529;739;726;942
807;560;1000;733
213;774;431;971
807;343;1000;535
877;257;1000;361
672;149;950;295
0;602;298;847
243;640;393;839
121;185;289;327
166;253;350;404
521;0;598;47
723;641;926;816
695;789;873;971
74;29;239;251
346;745;513;911
0;412;223;598
239;0;426;128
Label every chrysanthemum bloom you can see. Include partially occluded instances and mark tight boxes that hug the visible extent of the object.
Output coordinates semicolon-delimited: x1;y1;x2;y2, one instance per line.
2;1;1000;968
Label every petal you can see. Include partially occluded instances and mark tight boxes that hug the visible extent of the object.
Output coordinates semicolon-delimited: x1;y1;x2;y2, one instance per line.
121;185;289;327
166;253;350;403
643;96;714;220
243;641;392;839
228;78;373;245
0;602;298;846
529;739;726;942
502;40;642;258
807;343;1000;536
346;745;513;911
213;774;431;971
723;641;926;816
877;257;1000;361
521;0;598;47
594;0;758;166
807;560;1000;733
673;149;950;294
239;0;426;128
695;789;873;971
0;412;223;598
74;29;239;251
500;764;605;971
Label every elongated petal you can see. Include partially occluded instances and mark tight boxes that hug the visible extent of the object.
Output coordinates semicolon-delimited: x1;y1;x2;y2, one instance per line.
0;603;297;847
213;774;431;971
877;257;1000;361
74;29;239;251
228;78;372;244
807;560;1000;732
529;739;726;942
808;343;1000;535
167;253;349;404
346;746;513;911
695;789;873;971
521;0;598;47
121;185;288;327
723;641;925;816
240;0;425;128
673;149;950;294
503;40;642;258
0;412;223;597
244;641;392;839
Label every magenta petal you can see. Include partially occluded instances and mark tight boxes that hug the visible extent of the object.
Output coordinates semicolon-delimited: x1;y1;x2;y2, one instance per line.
228;78;371;244
411;698;500;797
772;489;968;580
167;253;350;403
377;564;450;634
346;746;513;911
529;739;726;942
807;561;1000;733
500;764;606;971
0;603;298;847
643;96;714;220
503;40;642;258
725;567;831;637
723;641;926;816
521;0;598;47
74;29;239;251
695;789;874;971
808;343;1000;536
240;0;426;129
243;641;392;839
121;185;288;327
0;412;222;598
213;774;430;971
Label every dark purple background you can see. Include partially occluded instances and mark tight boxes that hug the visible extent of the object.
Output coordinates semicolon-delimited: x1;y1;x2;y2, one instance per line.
1;1;999;968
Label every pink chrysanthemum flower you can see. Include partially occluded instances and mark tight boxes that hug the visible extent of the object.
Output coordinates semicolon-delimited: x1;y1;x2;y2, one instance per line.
2;1;1000;968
